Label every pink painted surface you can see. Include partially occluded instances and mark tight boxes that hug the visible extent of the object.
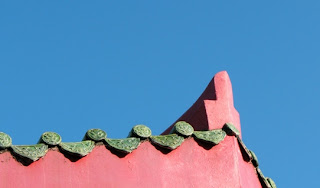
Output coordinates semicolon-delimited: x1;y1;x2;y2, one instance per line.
0;71;262;187
162;71;241;136
0;137;261;188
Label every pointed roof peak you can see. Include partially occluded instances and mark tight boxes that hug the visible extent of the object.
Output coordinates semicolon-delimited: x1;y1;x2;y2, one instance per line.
199;70;234;106
162;71;240;135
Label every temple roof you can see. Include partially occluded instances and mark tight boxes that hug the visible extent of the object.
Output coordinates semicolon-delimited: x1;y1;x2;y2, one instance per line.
0;122;275;188
0;71;276;188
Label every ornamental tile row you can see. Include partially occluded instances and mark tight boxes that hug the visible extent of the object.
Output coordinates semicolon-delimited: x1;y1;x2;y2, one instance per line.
0;122;276;188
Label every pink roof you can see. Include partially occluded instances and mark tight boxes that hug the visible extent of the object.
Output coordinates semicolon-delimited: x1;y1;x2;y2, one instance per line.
0;71;276;188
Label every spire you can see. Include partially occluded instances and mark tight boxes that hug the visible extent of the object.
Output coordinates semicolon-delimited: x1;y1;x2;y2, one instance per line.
162;71;241;136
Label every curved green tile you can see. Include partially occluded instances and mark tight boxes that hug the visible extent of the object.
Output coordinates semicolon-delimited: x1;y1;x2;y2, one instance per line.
150;134;184;150
236;135;252;162
266;177;277;188
256;168;271;188
11;144;48;161
249;150;259;167
223;123;240;136
0;132;12;149
86;129;107;141
105;137;140;153
130;125;152;138
193;129;226;145
41;132;62;145
172;121;194;136
59;140;95;156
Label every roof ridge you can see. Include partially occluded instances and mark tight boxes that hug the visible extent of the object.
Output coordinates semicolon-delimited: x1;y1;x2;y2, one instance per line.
0;122;276;188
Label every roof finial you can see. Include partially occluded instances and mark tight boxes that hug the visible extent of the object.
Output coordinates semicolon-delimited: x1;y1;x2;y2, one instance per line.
162;71;241;135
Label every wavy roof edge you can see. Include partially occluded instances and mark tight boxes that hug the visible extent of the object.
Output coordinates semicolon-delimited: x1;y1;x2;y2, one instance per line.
0;71;276;188
0;122;276;188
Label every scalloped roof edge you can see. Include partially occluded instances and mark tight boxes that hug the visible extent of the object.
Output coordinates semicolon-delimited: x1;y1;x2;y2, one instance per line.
0;122;276;188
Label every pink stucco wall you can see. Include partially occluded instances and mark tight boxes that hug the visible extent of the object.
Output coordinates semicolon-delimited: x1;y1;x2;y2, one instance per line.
0;136;261;188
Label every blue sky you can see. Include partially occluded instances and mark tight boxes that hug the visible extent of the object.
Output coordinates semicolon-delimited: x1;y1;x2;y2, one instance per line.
1;1;319;187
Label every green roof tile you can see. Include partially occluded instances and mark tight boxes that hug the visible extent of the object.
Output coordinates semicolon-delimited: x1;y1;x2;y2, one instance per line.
150;134;184;150
171;121;194;137
129;125;152;139
85;129;107;141
249;150;259;167
236;135;253;162
193;129;226;145
257;168;272;188
11;144;48;161
59;140;95;157
0;132;12;149
40;132;62;146
266;177;277;188
105;137;140;153
223;123;240;136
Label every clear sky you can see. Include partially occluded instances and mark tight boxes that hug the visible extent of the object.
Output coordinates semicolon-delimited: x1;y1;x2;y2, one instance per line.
1;1;319;187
